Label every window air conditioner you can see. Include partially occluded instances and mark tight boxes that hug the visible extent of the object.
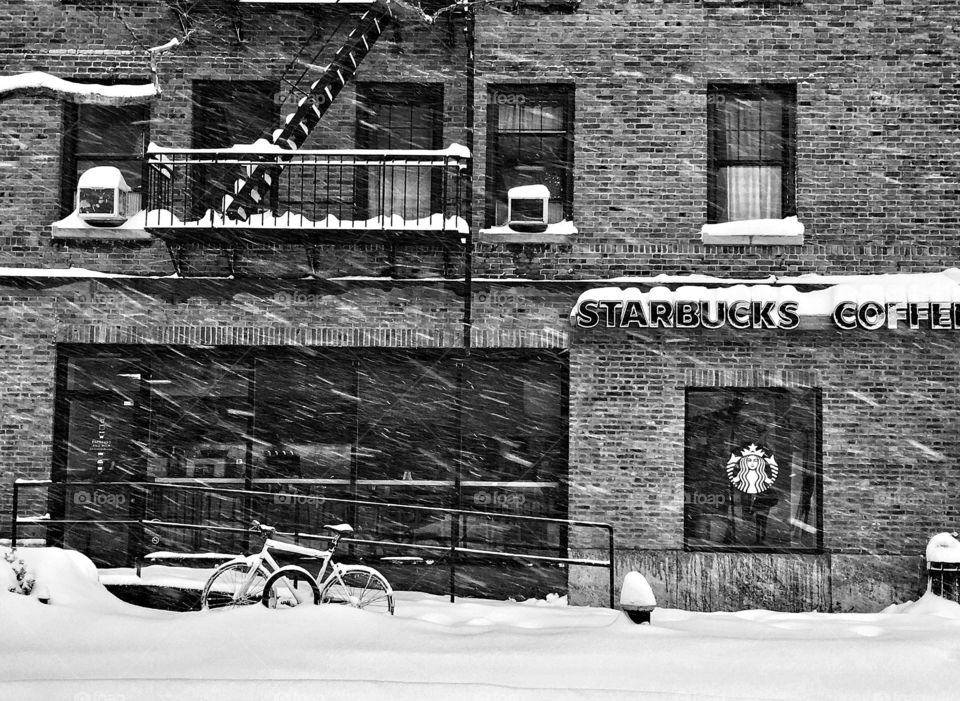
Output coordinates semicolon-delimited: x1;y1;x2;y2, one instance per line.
507;184;550;233
77;166;135;226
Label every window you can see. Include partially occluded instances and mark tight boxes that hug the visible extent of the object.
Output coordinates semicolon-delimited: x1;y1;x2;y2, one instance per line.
486;85;574;227
192;80;277;216
707;84;796;223
684;387;821;551
356;83;444;220
61;103;149;216
54;346;567;561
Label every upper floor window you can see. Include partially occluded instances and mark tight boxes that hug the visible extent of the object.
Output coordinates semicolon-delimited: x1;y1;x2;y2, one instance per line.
61;103;148;216
192;80;277;215
356;83;444;220
707;84;796;223
486;85;574;227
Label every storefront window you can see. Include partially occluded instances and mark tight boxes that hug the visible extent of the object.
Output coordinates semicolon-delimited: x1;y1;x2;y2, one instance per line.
54;346;568;558
684;387;821;551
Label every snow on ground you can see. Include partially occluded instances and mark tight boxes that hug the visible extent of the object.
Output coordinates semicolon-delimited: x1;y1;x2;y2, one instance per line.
4;547;960;700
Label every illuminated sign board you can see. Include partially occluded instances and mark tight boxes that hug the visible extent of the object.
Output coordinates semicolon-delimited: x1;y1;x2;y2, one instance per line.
571;299;800;330
570;293;960;331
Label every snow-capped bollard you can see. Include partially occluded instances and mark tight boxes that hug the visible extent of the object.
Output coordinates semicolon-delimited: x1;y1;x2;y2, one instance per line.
926;532;960;603
620;571;656;624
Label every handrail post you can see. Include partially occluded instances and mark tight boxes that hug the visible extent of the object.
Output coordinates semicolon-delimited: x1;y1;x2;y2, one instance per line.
608;525;615;610
11;478;19;549
449;512;460;603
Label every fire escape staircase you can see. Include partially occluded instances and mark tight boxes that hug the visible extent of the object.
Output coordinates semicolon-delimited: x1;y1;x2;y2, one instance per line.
225;0;394;222
147;0;470;278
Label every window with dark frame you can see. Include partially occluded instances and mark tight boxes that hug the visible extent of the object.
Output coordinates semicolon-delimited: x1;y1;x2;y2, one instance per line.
707;83;796;223
53;346;568;562
684;387;821;552
192;80;277;217
61;103;149;216
356;82;444;221
486;84;574;227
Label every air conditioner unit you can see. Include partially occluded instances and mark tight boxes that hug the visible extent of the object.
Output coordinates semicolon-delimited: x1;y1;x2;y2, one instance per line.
507;184;550;233
77;166;135;226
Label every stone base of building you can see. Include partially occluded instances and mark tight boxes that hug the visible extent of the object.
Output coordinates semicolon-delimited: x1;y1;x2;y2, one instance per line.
569;550;926;613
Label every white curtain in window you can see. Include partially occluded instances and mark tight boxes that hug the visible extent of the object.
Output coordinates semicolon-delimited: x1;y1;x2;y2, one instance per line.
723;166;781;221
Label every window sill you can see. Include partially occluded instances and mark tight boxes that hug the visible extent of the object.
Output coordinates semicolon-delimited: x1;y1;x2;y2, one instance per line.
700;216;804;246
478;220;577;245
51;210;153;242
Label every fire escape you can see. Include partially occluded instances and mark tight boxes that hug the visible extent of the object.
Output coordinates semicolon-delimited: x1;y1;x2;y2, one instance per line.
144;0;471;277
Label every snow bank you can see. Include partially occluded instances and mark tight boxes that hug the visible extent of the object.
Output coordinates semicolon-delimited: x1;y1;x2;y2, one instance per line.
0;72;156;104
927;532;960;563
883;591;960;619
3;546;166;617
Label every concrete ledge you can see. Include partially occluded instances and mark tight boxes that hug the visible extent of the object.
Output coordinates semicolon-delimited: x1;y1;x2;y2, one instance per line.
701;232;804;246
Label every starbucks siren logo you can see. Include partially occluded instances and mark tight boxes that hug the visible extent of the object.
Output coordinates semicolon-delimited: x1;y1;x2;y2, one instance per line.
724;444;778;494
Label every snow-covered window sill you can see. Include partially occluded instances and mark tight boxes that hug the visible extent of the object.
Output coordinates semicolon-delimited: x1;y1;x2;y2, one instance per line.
700;216;804;246
477;220;577;245
50;211;152;242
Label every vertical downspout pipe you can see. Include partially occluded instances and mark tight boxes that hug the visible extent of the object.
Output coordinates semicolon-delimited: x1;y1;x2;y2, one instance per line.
451;2;477;605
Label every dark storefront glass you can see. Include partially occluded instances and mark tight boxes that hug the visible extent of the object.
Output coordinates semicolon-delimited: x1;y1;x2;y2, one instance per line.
53;347;568;565
684;387;821;551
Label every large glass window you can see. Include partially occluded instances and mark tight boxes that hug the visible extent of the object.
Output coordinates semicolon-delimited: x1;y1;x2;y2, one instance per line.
486;84;574;227
707;84;796;223
61;103;149;215
684;387;821;551
53;347;567;558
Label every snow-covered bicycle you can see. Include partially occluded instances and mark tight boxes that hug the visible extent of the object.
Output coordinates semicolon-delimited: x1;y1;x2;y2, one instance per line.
200;520;394;614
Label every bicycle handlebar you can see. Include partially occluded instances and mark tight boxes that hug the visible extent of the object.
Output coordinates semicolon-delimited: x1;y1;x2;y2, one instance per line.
250;520;277;535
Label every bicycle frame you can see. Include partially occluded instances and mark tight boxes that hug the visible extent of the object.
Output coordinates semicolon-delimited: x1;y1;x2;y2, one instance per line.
233;536;346;607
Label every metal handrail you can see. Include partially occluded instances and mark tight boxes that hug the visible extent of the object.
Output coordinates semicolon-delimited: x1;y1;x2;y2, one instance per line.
10;479;617;608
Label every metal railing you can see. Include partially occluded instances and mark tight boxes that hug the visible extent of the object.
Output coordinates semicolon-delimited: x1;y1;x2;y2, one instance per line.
10;479;616;608
144;147;468;234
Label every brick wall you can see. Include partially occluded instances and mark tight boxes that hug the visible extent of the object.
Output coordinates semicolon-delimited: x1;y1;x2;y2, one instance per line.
471;0;960;278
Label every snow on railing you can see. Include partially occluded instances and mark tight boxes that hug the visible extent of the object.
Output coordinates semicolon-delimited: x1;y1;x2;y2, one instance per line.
145;144;469;234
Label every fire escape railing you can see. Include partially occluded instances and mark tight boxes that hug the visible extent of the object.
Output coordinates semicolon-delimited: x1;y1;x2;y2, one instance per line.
145;146;469;236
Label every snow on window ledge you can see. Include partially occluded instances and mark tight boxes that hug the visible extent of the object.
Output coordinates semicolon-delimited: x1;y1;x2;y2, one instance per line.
700;216;804;246
477;220;577;245
0;72;156;105
50;210;153;242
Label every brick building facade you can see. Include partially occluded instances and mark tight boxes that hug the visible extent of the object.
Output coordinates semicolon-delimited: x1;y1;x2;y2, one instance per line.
1;0;959;611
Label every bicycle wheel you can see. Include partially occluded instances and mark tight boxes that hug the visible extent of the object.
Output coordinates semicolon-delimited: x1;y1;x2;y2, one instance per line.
319;566;394;615
201;561;269;610
261;565;320;609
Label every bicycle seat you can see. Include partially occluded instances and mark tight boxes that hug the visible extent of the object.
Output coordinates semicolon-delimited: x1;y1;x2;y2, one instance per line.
323;523;354;534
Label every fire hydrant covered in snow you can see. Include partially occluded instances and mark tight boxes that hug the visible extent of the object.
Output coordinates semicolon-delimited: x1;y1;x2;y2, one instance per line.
620;571;656;624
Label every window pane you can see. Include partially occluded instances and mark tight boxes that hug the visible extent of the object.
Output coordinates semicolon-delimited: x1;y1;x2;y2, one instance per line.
520;103;563;132
357;354;459;481
192;81;276;215
685;388;820;550
358;85;442;220
252;354;355;481
719;166;782;220
75;106;144;154
145;354;250;480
